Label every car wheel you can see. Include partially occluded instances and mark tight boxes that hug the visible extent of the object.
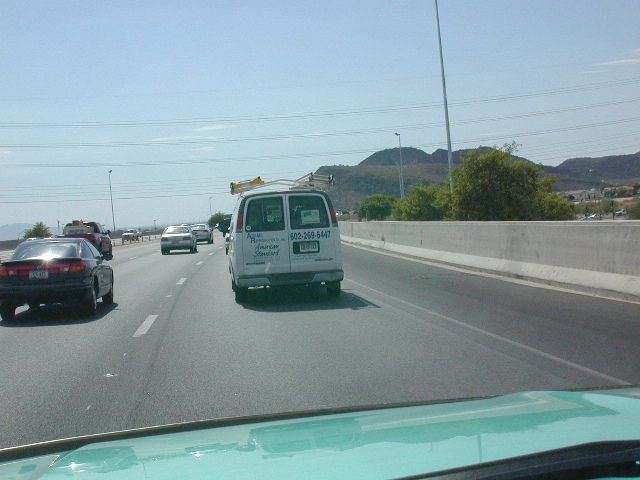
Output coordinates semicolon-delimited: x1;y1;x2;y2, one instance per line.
0;301;16;322
83;283;98;315
161;248;167;255
208;236;213;244
103;278;114;305
326;281;341;298
234;286;248;303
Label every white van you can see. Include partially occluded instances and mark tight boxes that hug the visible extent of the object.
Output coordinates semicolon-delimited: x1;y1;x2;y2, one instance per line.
227;175;343;302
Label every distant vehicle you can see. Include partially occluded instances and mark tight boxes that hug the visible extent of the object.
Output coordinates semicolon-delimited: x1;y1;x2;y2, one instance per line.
581;213;602;220
121;229;141;242
60;220;113;260
161;226;197;255
217;214;232;237
228;174;343;302
615;209;627;217
0;238;114;322
190;224;213;244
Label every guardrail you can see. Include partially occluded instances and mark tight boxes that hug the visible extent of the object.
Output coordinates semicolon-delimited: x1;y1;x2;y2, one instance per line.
340;220;640;301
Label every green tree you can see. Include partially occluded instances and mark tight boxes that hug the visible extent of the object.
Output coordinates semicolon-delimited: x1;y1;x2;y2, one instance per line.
23;221;51;239
573;201;600;216
208;211;226;228
450;146;573;221
392;184;448;221
358;194;397;221
627;198;640;219
633;183;640;195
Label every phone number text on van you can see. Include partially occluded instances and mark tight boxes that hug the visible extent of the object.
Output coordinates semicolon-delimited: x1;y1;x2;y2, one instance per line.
290;230;331;241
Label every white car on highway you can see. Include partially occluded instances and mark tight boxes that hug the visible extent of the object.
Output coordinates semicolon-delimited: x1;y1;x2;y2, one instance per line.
160;225;197;254
190;224;213;244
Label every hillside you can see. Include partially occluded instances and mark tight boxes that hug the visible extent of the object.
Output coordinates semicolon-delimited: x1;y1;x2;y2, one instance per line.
317;147;640;211
544;152;640;190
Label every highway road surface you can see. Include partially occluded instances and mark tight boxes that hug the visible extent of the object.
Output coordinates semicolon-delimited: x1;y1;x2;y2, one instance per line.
0;233;638;450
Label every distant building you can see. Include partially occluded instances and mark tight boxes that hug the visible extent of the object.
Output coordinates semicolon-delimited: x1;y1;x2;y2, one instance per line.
565;189;602;203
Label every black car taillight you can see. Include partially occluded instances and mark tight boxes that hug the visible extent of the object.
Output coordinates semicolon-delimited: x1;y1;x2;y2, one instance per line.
0;260;87;276
54;260;87;273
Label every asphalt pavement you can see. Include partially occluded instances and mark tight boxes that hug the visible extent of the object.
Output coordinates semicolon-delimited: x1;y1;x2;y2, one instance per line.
0;234;638;450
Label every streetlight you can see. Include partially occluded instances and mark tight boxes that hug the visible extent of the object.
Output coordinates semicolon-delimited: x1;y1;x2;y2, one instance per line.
209;196;213;217
435;0;454;193
394;132;405;198
108;170;116;233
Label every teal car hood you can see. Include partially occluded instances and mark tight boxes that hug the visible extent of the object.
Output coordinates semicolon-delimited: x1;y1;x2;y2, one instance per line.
2;388;640;480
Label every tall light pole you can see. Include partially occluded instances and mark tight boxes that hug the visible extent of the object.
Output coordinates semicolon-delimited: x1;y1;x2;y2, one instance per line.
394;132;405;198
108;170;116;232
435;0;454;193
209;196;213;217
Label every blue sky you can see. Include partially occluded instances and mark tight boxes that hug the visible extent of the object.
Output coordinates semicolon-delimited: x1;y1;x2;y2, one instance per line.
1;0;639;230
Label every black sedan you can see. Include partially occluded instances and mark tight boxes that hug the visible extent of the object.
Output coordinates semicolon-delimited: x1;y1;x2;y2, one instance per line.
0;238;114;322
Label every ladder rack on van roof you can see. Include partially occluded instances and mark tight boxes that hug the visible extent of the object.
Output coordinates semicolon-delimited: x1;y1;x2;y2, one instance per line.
230;173;334;195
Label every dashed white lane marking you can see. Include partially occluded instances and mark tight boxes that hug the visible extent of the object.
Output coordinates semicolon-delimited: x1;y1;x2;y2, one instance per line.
196;261;203;265
176;278;187;285
209;253;215;255
133;315;158;337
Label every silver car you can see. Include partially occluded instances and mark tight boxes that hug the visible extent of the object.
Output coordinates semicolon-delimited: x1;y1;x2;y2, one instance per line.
160;226;197;254
190;224;213;244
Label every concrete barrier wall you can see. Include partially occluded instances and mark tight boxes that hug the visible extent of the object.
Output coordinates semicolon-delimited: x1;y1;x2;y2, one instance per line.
340;221;640;300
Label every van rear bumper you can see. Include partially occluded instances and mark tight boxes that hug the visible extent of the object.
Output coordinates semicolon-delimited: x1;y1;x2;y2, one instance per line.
236;270;344;288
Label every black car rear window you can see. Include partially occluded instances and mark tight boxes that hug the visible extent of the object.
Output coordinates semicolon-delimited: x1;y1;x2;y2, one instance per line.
12;242;79;260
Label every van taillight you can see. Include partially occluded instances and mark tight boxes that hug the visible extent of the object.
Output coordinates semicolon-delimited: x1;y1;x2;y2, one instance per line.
236;213;244;232
329;207;338;226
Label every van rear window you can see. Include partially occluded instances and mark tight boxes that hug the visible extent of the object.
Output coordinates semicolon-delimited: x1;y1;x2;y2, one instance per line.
245;197;285;232
289;195;330;230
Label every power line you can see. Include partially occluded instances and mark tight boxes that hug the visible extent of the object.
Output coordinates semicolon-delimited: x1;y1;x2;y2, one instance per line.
0;77;638;130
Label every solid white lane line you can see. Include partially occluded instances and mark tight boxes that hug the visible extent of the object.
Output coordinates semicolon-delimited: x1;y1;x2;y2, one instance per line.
133;315;158;337
176;278;187;285
347;279;631;386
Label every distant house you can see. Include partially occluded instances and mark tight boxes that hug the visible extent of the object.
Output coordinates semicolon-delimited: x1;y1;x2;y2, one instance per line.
565;189;602;203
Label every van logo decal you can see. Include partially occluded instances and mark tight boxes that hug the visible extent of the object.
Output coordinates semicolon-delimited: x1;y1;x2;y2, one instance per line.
255;244;280;257
246;232;263;242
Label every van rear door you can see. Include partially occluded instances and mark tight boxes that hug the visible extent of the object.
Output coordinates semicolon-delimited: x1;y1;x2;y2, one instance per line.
286;193;339;275
240;194;290;277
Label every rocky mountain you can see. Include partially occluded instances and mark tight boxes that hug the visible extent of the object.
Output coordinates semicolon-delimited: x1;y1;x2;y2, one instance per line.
544;152;640;190
317;148;640;211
